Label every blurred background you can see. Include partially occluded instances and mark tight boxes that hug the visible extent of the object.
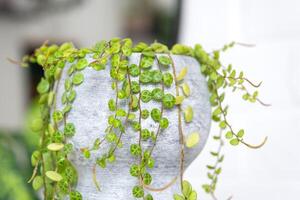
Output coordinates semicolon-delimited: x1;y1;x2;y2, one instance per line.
0;0;299;199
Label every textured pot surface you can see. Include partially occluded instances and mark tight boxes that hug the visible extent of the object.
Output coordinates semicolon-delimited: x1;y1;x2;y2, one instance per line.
55;53;211;199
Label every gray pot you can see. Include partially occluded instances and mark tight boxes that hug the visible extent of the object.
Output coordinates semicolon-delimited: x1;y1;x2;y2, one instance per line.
55;53;211;199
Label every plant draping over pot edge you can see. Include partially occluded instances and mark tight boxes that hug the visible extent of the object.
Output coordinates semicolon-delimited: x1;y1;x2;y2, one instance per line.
14;38;268;200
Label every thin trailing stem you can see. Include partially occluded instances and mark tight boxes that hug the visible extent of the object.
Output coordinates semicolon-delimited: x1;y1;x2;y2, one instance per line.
168;53;185;191
214;83;268;148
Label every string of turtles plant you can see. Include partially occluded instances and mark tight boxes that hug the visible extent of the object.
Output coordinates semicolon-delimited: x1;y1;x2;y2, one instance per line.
15;38;268;200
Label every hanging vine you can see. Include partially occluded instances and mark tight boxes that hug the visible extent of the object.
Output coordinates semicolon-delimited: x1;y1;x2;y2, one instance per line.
16;38;268;200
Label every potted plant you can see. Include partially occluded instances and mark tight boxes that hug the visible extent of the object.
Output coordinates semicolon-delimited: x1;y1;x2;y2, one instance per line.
21;38;267;200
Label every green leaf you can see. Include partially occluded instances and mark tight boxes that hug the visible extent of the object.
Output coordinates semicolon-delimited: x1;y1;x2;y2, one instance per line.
215;167;222;175
162;72;174;87
141;109;149;119
52;110;63;123
128;113;136;120
145;194;154;200
32;176;43;190
176;67;188;81
105;132;117;143
141;90;152;103
96;157;106;168
151;108;161;122
31;151;41;166
140;56;154;69
175;96;185;105
182;180;192;197
70;190;82;200
131;81;140;94
64;123;75;137
116;108;126;117
219;121;227;129
133;42;148;52
130;144;142;156
76;58;88;70
158;55;171;66
141;129;151;140
46;171;63;182
147;157;155;168
185;132;200;148
237;129;245;138
83;149;91;159
30;118;43;132
225;131;233;139
188;191;197;200
47;91;55;106
140;70;152;83
72;73;84;85
130;164;140;177
184;106;194;123
173;194;185;200
64;79;72;91
159;117;169;129
37;78;50;94
47;143;64;151
143;172;152;185
230;138;239;146
162;93;176;109
181;83;191;96
129;64;140;77
132;186;144;198
151;88;163;101
151;70;163;83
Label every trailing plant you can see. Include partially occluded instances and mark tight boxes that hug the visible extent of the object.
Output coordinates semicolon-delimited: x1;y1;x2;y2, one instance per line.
16;38;268;200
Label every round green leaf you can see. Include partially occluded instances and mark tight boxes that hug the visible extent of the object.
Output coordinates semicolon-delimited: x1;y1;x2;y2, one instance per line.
141;90;152;103
30;118;43;132
151;108;161;122
158;55;171;66
140;71;152;83
132;186;144;198
141;56;154;69
151;88;163;101
230;138;239;146
162;93;176;109
37;78;50;94
163;72;174;87
52;110;63;123
151;70;163;83
76;58;88;70
72;73;84;85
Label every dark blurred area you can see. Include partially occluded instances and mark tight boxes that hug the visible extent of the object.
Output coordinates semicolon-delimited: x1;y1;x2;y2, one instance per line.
0;0;181;199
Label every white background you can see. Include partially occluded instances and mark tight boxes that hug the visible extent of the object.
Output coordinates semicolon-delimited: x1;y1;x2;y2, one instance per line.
180;0;300;199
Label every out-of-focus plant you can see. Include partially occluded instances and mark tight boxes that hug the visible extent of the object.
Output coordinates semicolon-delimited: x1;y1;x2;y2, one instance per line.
0;101;40;200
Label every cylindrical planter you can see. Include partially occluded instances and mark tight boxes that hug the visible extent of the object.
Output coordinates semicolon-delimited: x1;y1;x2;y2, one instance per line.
55;53;211;199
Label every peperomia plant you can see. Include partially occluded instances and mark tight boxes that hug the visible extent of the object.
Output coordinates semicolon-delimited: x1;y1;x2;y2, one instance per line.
16;38;267;200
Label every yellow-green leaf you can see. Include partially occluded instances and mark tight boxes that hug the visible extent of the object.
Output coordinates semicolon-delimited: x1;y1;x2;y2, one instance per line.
185;132;200;148
182;180;192;197
47;143;64;151
176;67;188;81
188;190;197;200
32;176;43;190
175;96;185;105
184;106;193;123
45;171;63;182
181;83;191;96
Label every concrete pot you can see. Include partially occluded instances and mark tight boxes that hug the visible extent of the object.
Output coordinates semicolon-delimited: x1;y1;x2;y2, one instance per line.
55;53;211;199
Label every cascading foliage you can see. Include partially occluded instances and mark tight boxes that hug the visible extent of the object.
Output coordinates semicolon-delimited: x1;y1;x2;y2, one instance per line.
21;38;267;200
